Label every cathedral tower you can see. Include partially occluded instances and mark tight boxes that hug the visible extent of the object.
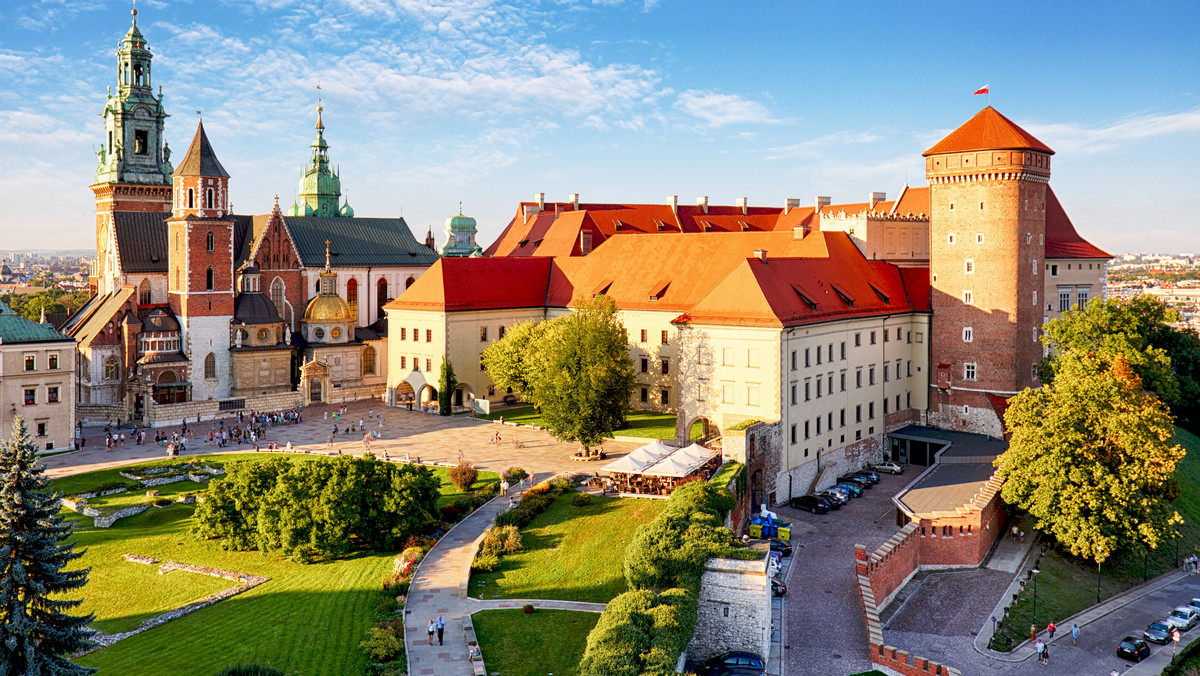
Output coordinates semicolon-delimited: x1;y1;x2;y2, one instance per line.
91;6;174;295
167;120;234;401
925;107;1053;435
289;100;353;217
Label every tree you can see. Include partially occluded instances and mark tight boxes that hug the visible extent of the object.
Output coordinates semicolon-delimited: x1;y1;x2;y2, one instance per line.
484;295;636;447
437;359;457;416
0;417;96;675
998;355;1185;564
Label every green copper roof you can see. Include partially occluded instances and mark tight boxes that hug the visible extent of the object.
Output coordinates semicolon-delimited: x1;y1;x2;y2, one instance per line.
295;101;345;217
0;302;74;344
440;204;483;257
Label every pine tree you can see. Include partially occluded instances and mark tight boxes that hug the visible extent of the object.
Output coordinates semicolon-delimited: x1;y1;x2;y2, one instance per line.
0;416;95;676
438;359;457;416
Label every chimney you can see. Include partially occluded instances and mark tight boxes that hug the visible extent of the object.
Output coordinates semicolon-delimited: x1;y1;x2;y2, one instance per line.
815;196;831;210
580;229;594;255
753;249;767;262
569;193;579;210
697;195;709;215
785;198;801;214
869;192;886;209
535;192;545;212
736;196;748;215
667;195;678;214
793;226;809;240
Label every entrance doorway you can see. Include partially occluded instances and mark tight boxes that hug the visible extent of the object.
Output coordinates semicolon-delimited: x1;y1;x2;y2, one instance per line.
309;379;322;403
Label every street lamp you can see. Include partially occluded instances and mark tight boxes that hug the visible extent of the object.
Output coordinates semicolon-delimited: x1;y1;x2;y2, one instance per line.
1031;567;1041;627
1095;545;1106;605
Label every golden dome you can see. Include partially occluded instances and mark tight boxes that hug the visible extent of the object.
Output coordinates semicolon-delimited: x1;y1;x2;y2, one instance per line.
303;294;351;322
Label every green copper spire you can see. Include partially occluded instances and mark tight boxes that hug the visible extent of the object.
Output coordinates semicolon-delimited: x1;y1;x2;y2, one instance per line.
440;202;483;257
293;98;348;217
94;4;172;186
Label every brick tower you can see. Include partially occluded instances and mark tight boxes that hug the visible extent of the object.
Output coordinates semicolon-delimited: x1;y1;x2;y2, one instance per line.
167;120;234;401
925;107;1054;435
91;6;174;296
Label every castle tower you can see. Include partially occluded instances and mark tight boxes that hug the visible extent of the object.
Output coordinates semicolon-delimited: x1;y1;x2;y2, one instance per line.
925;107;1053;435
167;120;235;401
289;100;352;217
91;6;174;295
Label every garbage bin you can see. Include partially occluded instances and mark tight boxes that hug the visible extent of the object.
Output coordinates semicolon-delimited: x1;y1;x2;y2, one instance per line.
778;525;791;542
749;522;762;538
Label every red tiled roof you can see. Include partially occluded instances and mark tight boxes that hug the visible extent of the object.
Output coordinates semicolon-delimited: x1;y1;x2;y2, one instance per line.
1044;187;1111;260
924;107;1054;156
899;267;932;311
891;185;930;217
384;257;552;311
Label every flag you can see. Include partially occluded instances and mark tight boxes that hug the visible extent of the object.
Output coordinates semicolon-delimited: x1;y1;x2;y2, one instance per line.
974;84;990;96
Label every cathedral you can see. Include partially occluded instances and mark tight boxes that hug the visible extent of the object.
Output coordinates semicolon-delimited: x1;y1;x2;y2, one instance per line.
64;8;448;426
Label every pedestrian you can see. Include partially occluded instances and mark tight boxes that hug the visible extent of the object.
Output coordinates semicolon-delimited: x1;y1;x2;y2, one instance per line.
427;619;435;645
1047;620;1055;639
1029;624;1036;642
458;449;464;461
501;479;509;496
1071;623;1079;646
1011;525;1019;541
436;616;445;645
1041;641;1049;665
1019;530;1026;544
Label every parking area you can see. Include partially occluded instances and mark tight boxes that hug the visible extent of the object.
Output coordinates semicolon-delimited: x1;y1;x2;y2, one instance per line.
776;469;912;675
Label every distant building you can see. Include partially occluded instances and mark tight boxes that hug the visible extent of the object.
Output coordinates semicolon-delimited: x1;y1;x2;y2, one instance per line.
0;300;76;450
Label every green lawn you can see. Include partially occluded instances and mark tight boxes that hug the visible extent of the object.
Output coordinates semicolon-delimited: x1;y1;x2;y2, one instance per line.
470;492;666;602
992;426;1200;651
472;609;599;676
480;405;686;441
50;454;496;674
709;461;743;489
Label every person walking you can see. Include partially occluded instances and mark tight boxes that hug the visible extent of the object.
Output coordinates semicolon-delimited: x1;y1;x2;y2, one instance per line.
1011;525;1019;541
1071;623;1079;646
427;619;435;646
1041;642;1049;665
436;616;445;646
1047;621;1055;640
1034;639;1044;663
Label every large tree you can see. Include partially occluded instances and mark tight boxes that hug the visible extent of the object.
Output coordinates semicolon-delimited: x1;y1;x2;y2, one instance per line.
483;295;636;447
437;358;457;416
998;355;1185;564
0;417;95;675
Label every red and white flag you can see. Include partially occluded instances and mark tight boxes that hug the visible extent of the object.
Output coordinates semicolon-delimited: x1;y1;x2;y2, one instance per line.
974;84;990;96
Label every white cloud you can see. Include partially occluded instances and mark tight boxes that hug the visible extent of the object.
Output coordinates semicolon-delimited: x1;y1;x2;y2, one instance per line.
1027;107;1200;155
765;131;884;160
673;89;776;129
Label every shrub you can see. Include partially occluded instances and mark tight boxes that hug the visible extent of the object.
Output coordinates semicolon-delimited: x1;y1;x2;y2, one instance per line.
551;478;573;495
153;498;173;507
572;492;593;507
474;481;498;499
439;504;462;524
519;493;552;514
503;467;529;483
374;594;401;617
449;461;478;492
453;496;478;515
494;510;523;528
522;604;535;614
480;525;522;557
214;664;286;676
472;552;500;573
360;624;403;662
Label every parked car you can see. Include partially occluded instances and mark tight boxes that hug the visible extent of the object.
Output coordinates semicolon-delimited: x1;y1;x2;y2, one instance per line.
771;578;787;597
838;474;873;489
834;482;863;498
789;494;830;514
816;490;845;508
1144;621;1172;645
1117;636;1151;662
850;469;880;484
765;538;792;557
823;486;851;504
1168;606;1200;631
1187;598;1200;614
873;461;904;475
699;651;766;675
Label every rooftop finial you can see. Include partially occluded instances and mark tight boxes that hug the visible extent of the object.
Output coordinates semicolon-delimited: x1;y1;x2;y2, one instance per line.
324;239;331;270
458;200;463;215
132;0;137;25
315;82;324;131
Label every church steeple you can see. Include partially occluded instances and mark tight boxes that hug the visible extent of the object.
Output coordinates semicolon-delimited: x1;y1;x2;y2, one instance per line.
94;5;172;186
290;98;347;217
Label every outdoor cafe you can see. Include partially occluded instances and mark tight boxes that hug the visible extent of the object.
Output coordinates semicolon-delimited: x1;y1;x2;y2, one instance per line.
598;441;723;497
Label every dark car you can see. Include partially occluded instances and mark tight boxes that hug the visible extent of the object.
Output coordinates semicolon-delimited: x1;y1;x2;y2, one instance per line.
700;650;766;675
839;474;873;489
771;578;787;597
1144;621;1172;645
766;538;792;557
816;490;844;508
789;494;830;514
834;481;863;497
846;469;880;484
1117;636;1151;662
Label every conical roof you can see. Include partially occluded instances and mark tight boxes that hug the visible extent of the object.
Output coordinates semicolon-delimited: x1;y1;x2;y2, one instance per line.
924;107;1054;156
174;120;230;178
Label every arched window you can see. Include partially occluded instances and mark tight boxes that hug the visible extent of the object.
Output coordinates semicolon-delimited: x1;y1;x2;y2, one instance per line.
206;231;214;252
206;267;214;291
347;278;358;323
405;276;415;289
138;278;151;305
204;353;216;379
270;277;285;319
362;346;375;375
104;356;119;381
377;279;388;316
206;188;214;210
187;188;195;209
315;279;321;294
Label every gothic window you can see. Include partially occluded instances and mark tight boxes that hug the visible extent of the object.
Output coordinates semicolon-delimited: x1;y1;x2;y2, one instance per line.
104;356;119;381
377;279;388;315
347;278;358;323
187;188;195;209
139;278;151;305
270;278;285;319
206;189;215;210
135;129;147;155
362;346;376;375
206;232;215;252
204;353;216;379
206;268;214;291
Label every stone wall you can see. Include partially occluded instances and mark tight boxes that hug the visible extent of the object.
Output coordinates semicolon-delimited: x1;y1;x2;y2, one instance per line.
147;391;303;427
94;505;151;528
325;382;386;405
686;556;770;664
78;403;125;425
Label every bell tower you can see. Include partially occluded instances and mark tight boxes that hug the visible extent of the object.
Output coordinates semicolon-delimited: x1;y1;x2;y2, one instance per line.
925;107;1053;435
91;5;173;296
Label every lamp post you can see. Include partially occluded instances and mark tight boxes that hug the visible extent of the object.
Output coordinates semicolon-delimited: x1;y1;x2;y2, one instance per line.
1095;545;1106;605
1031;567;1041;627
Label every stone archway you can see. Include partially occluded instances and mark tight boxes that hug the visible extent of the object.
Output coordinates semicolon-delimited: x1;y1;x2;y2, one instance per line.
394;381;415;407
687;416;720;443
418;384;438;408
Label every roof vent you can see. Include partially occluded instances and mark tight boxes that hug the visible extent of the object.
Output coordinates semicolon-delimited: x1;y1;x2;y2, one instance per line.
753;249;767;262
785;198;801;214
697;195;709;215
869;192;886;209
736;196;748;215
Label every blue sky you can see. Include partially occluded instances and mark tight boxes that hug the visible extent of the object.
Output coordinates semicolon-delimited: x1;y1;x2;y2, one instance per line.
2;0;1198;254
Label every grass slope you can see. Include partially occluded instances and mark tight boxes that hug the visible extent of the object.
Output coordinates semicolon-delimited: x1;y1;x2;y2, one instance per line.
472;609;599;676
54;454;496;674
470;493;666;603
993;427;1200;651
